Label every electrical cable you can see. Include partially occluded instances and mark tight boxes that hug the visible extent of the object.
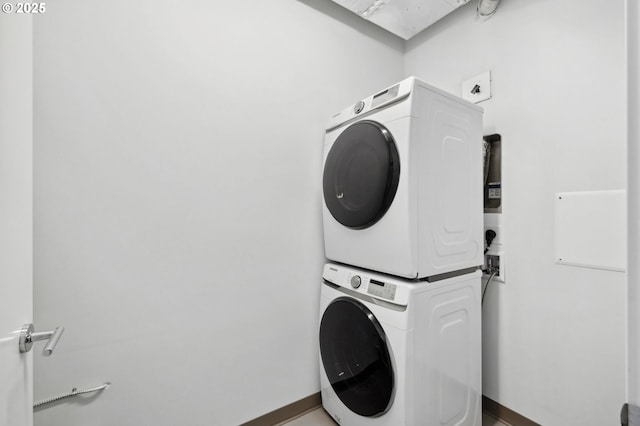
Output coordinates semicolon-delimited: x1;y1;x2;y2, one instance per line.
483;140;491;184
481;271;497;305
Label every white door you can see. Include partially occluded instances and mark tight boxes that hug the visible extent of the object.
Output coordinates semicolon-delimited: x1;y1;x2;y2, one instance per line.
0;13;34;426
628;1;640;424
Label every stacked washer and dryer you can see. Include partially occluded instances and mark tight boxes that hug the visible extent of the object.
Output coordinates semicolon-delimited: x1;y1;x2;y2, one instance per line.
319;77;484;426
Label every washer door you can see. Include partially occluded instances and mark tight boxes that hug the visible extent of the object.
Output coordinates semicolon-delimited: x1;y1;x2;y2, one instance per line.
323;121;400;229
319;297;394;417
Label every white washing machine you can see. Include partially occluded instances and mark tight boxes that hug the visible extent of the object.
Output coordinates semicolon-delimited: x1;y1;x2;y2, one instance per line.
319;263;481;426
322;76;484;279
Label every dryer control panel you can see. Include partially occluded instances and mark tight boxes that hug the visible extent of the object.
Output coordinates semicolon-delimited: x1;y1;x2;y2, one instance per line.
325;78;413;132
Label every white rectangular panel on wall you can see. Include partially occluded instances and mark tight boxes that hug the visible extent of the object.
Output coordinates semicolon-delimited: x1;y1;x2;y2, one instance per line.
555;190;626;272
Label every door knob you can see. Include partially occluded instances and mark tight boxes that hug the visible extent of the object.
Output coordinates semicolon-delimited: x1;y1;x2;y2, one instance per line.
19;323;64;356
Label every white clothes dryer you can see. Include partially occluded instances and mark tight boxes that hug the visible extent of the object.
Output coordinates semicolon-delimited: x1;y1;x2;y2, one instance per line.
322;76;484;279
319;263;482;426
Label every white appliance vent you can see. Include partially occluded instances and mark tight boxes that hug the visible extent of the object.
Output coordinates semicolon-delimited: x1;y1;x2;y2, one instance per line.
331;0;471;40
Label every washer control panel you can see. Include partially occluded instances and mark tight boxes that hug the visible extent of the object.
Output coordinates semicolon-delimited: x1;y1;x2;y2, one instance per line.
323;263;410;306
350;275;362;289
367;279;396;301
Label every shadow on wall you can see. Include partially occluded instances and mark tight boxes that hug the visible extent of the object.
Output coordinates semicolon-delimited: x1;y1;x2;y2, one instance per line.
296;0;404;49
483;288;502;398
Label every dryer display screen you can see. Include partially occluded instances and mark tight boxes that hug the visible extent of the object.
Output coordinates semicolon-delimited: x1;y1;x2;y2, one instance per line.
367;279;396;301
371;84;399;108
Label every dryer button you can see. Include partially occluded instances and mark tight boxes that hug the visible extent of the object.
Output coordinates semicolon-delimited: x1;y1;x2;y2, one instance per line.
350;275;362;289
354;101;365;114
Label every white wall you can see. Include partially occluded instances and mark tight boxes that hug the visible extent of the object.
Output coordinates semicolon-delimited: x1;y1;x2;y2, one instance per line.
34;1;628;424
628;0;640;411
0;13;33;426
405;1;626;425
32;1;403;425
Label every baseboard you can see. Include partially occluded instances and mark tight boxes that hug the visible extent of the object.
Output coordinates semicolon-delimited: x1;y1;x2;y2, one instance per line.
241;393;321;426
243;393;537;426
483;395;541;426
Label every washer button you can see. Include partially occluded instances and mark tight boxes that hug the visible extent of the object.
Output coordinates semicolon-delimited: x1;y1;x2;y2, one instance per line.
350;275;362;289
354;101;365;114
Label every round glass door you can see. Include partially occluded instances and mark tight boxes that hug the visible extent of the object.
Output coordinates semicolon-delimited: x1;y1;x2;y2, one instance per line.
319;297;394;417
323;121;400;229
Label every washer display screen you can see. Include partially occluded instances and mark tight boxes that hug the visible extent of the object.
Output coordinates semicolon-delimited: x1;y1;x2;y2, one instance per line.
367;279;396;301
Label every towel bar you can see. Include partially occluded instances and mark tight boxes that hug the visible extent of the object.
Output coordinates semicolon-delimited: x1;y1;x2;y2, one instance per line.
33;382;111;408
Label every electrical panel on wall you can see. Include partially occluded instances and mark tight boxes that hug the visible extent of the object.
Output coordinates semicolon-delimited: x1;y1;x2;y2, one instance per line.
483;134;504;282
330;0;472;40
483;134;501;213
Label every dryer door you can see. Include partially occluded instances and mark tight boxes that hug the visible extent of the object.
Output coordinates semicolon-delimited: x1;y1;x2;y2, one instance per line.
323;120;400;229
319;297;394;417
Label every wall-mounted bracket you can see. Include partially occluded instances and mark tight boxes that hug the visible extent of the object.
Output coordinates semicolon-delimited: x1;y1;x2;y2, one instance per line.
19;323;64;356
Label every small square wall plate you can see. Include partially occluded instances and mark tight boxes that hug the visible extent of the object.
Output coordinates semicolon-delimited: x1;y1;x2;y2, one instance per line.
462;71;491;104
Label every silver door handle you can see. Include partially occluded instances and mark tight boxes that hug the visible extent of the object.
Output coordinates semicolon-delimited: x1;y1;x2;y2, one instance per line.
19;323;64;356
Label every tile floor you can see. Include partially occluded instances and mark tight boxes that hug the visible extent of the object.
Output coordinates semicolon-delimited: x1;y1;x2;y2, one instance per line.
281;407;509;426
